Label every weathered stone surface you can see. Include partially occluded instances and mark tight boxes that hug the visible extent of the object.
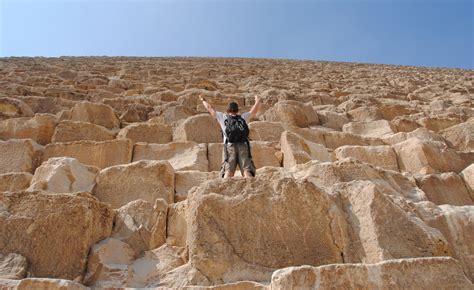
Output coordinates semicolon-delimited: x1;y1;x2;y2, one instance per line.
418;116;462;132
0;97;34;119
270;257;473;290
94;160;174;208
416;173;473;206
28;157;99;193
117;122;172;144
280;131;330;168
0;278;88;290
84;238;135;288
70;101;120;129
167;201;188;248
43;139;132;169
347;105;383;122
112;199;168;254
334;145;399;171
0;253;27;279
175;171;220;201
0;172;32;192
415;202;474;281
207;143;224;172
461;164;474;200
439;119;474;152
322;131;384;150
133;141;208;172
0;191;114;280
317;110;350;130
52;120;115;142
262;100;319;127
248;121;285;142
159;105;196;124
250;141;281;169
382;127;445;145
174;114;222;143
392;137;466;174
0;113;57;145
186;177;346;284
0;139;42;174
343;119;396;138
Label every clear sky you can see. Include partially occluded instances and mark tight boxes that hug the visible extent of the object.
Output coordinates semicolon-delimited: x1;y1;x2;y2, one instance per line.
1;0;473;69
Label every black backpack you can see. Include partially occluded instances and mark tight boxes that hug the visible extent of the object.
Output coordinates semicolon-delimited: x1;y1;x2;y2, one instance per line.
224;115;249;143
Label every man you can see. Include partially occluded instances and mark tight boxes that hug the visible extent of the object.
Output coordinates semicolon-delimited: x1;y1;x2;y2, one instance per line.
200;94;261;178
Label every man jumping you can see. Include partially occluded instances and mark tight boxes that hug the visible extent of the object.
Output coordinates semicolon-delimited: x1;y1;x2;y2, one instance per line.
200;94;261;178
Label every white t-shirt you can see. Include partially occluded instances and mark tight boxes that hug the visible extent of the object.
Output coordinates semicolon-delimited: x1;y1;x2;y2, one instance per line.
215;111;251;143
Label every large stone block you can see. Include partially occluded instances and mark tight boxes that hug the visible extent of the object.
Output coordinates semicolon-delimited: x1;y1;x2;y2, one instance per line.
334;145;399;171
207;143;224;172
0;172;32;192
322;131;384;150
117;122;172;144
94;160;174;208
280;131;330;168
28;157;99;193
316;110;350;130
0;191;114;280
0;97;34;120
52;120;115;142
175;170;220;201
416;173;473;206
186;177;346;284
173;113;222;143
0;113;57;145
0;253;27;279
271;257;473;289
461;164;474;200
133;141;208;172
42;139;132;169
392;137;466;174
248;121;285;142
0;278;88;290
382;127;445;145
262;100;319;128
0;139;42;174
70;101;120;129
343;119;396;138
439;119;474;152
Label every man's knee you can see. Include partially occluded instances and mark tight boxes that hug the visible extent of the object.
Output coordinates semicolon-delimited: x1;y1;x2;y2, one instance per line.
224;171;235;178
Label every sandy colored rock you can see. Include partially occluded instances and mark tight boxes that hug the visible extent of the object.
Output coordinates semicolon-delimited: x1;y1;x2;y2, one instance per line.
112;199;168;254
248;121;285;142
43;139;132;169
0;97;34;119
0;278;88;290
0;139;42;174
262;100;319;128
439;119;474;152
0;253;27;279
160;105;196;124
322;131;384;149
174;114;222;143
167;201;188;248
382;127;445;145
186;177;346;284
280;131;330;168
416;173;473;206
133;141;208;172
347;105;383;122
0;172;32;192
94;160;174;208
70;101;120;129
343;119;396;138
28;157;99;193
316;110;350;130
390;115;421;132
415;202;474;281
0;191;113;280
334;145;399;171
84;238;135;287
392;137;466;174
0;113;57;145
461;164;474;200
175;171;220;201
250;141;281;169
271;257;473;290
52;120;115;142
418;116;462;132
207;143;224;172
117;122;172;144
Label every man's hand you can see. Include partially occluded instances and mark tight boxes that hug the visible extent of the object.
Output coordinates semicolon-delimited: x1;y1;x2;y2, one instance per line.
200;94;215;117
254;95;261;103
199;94;205;102
250;95;262;119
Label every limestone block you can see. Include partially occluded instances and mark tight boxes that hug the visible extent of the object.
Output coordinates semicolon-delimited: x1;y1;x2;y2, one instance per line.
0;97;34;120
94;160;174;208
173;114;222;143
418;116;462;132
207;143;224;172
316;110;350;130
0;191;114;279
0;173;32;192
0;253;27;279
416;173;473;206
70;101;120;129
280;131;330;168
439;119;474;152
42;139;132;169
0;139;42;174
334;145;399;171
262;100;319;128
117;122;172;144
0;113;57;145
343;119;396;138
167;201;188;248
175;171;220;201
461;164;474;200
133;141;208;172
28;157;99;193
248;121;285;142
382;127;445;145
52;120;115;142
0;278;88;290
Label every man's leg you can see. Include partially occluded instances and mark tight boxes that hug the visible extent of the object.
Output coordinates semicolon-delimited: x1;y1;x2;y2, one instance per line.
222;144;238;178
237;143;256;178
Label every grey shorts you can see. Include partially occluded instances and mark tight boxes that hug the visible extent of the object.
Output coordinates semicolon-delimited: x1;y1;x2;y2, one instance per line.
220;142;256;177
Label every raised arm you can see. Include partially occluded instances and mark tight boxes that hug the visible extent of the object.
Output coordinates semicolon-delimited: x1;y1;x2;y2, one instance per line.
200;94;216;118
249;95;261;119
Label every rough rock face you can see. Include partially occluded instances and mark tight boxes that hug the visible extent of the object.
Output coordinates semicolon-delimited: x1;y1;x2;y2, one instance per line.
0;191;114;280
28;157;99;193
0;57;473;288
94;160;174;208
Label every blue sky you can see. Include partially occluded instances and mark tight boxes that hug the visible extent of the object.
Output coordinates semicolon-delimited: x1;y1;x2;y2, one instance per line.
1;0;473;69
